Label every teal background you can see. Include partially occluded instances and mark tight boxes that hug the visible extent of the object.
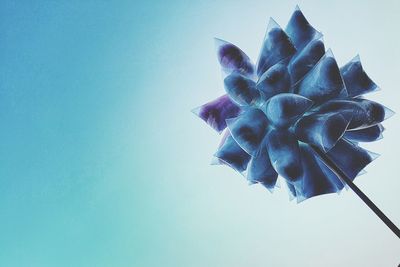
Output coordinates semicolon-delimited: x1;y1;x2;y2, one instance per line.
0;0;399;266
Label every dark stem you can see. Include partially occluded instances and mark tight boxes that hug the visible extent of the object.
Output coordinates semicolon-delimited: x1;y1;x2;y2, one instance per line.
310;145;400;239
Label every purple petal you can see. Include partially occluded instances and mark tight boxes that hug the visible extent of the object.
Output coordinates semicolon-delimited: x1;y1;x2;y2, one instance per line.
215;38;255;78
192;95;242;133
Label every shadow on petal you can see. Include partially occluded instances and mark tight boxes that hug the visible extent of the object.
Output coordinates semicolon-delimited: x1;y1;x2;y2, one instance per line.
340;55;379;97
353;98;394;127
247;141;278;191
285;5;321;50
315;99;392;130
257;18;296;76
288;38;325;85
262;93;313;128
295;49;346;103
214;133;251;173
224;72;260;106
215;38;255;78
257;62;291;100
226;108;269;155
326;138;377;180
295;143;344;202
294;112;350;152
344;124;384;142
266;129;303;183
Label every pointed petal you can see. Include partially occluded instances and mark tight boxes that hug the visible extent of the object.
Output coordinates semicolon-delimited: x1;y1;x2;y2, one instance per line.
226;108;269;155
326;138;376;179
285;5;322;50
266;130;303;183
295;143;344;201
318;99;393;130
262;93;313;128
192;95;242;133
256;62;291;100
294;112;350;152
383;105;395;119
215;38;255;77
315;152;345;191
316;100;363;128
288;38;325;84
344;124;384;142
214;133;251;173
257;18;296;76
340;55;379;97
224;72;260;106
295;50;346;103
286;181;297;201
211;130;231;165
352;98;394;127
247;142;278;189
317;99;358;113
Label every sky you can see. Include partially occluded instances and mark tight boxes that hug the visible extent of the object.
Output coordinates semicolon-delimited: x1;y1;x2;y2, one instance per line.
0;0;399;266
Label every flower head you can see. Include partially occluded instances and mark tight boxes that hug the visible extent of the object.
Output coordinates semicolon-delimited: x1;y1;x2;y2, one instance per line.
193;6;393;202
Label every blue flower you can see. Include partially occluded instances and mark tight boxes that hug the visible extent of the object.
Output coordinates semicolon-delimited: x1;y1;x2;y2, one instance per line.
193;6;393;202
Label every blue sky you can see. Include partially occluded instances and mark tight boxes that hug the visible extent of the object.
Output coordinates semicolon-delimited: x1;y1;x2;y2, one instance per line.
0;0;399;266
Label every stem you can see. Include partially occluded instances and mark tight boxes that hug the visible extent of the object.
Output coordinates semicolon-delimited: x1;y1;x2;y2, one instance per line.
310;145;400;239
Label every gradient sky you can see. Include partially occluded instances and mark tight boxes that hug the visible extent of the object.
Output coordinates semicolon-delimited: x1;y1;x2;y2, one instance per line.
0;0;399;266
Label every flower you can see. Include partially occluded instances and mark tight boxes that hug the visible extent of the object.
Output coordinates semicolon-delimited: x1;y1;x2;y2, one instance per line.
193;6;393;202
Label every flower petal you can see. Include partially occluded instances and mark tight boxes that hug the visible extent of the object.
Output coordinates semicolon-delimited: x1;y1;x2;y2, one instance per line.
352;98;394;128
266;129;303;183
288;38;325;84
295;143;344;201
214;133;251;173
224;72;260;106
262;93;313;128
257;18;296;76
294;112;350;152
295;49;346;103
340;55;379;97
256;62;291;100
317;99;394;130
192;95;242;133
286;182;298;201
247;141;278;190
344;124;384;142
285;5;322;50
226;108;269;155
215;38;255;78
326;138;378;179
